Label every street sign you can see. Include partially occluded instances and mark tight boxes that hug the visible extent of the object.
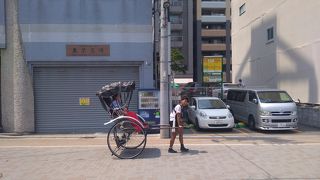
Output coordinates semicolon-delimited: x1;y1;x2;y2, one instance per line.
203;56;223;83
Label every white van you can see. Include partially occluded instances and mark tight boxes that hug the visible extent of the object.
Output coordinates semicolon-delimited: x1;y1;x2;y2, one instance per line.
226;88;298;130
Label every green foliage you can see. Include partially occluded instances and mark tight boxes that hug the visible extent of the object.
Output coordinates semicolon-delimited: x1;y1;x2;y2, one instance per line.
171;48;187;74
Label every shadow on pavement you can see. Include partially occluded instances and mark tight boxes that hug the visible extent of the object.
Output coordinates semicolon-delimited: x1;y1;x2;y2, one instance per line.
220;136;298;144
180;149;208;156
136;148;161;159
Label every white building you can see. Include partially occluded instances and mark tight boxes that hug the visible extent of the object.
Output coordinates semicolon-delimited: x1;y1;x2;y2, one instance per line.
231;0;320;104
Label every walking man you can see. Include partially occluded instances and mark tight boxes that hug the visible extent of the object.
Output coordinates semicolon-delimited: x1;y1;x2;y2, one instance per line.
168;96;189;153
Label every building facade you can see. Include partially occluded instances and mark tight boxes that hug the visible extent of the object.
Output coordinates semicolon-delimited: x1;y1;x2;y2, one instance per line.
169;0;194;79
0;0;153;133
153;0;194;84
194;0;232;83
231;0;320;104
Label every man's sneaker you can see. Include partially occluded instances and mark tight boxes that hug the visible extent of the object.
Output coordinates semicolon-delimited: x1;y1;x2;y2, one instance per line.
168;148;177;153
180;146;189;152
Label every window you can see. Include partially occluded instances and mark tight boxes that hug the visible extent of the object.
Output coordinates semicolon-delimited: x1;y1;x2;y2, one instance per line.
227;90;246;102
239;3;246;16
171;0;182;6
267;27;274;42
249;91;257;103
170;15;182;24
202;9;225;16
257;91;293;103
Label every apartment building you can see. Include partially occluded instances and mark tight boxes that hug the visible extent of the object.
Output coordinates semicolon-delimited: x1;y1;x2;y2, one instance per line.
153;0;193;85
231;0;320;104
194;0;231;83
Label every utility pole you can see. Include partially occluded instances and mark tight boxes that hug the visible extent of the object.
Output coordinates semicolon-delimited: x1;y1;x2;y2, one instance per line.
226;0;232;83
160;0;170;138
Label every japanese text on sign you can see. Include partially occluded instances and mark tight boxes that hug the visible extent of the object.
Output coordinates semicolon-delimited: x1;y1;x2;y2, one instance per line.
66;45;110;56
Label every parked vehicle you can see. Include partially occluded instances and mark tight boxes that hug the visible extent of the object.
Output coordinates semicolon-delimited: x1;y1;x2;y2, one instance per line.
226;88;298;130
187;97;235;130
179;82;211;99
211;83;244;100
221;83;244;100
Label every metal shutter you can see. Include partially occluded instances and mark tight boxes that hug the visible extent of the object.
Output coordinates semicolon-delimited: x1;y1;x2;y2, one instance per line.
33;66;139;133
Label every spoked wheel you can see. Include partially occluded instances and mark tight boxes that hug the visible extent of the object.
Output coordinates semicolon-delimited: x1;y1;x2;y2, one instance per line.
107;118;147;159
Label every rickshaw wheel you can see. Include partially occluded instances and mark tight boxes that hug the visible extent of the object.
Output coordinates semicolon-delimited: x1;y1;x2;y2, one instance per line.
107;118;147;159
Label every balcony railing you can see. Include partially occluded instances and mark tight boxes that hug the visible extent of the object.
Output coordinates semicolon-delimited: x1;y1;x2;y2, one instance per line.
202;29;226;37
202;15;226;22
201;43;226;51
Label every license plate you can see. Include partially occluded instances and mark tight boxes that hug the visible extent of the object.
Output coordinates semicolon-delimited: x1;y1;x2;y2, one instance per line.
214;120;222;124
278;123;286;127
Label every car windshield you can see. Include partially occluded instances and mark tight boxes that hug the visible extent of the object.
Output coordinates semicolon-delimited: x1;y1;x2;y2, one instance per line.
198;99;226;109
257;91;293;103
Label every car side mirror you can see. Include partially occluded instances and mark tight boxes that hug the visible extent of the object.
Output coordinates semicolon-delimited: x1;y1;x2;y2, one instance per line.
190;105;196;110
226;105;230;109
253;99;258;104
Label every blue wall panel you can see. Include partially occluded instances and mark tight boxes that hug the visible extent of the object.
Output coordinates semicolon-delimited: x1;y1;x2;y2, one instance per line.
24;42;153;62
19;0;151;25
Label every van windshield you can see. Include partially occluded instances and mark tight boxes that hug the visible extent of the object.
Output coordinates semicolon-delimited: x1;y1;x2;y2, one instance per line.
257;91;293;103
198;99;226;109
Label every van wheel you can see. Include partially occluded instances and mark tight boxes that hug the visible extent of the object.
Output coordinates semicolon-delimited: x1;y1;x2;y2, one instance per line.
195;118;201;131
248;116;256;130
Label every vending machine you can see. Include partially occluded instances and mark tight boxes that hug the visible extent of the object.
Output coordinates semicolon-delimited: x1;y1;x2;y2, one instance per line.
138;89;160;126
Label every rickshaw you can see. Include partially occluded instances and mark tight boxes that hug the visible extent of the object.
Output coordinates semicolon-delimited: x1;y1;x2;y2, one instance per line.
96;81;151;159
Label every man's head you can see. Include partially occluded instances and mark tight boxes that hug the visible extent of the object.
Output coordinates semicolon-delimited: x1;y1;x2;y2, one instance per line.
180;96;189;107
112;94;120;100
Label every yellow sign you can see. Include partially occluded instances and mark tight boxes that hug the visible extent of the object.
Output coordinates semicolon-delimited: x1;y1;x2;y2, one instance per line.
203;56;222;73
79;97;90;106
203;56;223;83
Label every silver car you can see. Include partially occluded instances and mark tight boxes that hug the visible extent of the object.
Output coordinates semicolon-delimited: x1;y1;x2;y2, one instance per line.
188;97;235;130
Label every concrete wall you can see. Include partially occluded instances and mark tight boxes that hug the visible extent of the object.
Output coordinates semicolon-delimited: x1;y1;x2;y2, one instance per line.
298;104;320;128
231;0;320;104
1;0;34;133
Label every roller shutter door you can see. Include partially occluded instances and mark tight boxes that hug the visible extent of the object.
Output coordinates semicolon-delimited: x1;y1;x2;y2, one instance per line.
33;66;139;133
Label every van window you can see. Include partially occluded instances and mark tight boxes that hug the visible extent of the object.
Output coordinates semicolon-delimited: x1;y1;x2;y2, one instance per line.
235;91;246;102
227;90;246;102
257;91;293;103
227;91;236;100
249;91;257;102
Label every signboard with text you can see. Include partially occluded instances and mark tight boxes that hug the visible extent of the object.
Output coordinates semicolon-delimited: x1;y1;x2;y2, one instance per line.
203;56;223;83
66;45;110;56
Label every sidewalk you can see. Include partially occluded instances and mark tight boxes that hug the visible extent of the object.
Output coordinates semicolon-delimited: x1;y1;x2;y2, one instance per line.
0;134;320;180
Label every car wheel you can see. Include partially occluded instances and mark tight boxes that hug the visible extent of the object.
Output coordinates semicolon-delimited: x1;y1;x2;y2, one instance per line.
195;118;201;131
248;116;256;130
